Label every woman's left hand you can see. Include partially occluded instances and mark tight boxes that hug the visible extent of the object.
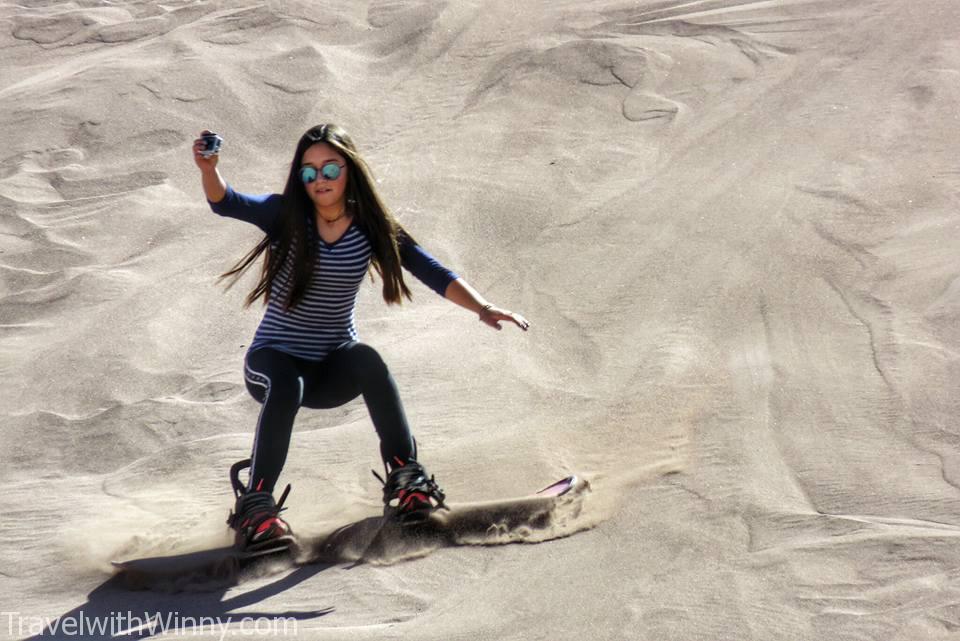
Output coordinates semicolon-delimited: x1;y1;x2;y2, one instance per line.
479;305;530;332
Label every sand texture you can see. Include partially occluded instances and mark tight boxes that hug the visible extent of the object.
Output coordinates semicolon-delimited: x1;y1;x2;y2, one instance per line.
2;0;960;639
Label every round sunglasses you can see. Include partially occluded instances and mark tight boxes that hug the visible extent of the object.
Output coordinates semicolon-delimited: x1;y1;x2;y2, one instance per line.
300;161;344;184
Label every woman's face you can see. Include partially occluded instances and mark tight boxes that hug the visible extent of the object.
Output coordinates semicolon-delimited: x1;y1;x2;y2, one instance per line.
300;142;348;212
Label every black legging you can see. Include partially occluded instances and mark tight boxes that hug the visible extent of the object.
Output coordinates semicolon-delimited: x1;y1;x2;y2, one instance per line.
242;342;415;493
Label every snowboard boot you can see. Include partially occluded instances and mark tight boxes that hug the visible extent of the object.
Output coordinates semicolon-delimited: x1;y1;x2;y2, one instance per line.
226;459;294;552
373;457;448;525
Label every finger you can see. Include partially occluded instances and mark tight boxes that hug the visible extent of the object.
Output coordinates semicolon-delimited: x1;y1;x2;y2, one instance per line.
496;310;529;331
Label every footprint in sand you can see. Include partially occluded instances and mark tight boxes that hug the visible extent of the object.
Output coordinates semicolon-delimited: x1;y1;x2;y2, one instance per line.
0;148;85;175
47;170;167;201
12;8;176;47
11;13;92;46
622;91;682;123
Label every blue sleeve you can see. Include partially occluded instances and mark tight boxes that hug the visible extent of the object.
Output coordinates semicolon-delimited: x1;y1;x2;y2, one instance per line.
208;185;283;236
398;232;459;297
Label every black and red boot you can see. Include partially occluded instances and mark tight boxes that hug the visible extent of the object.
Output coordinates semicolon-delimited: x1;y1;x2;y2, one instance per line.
374;457;448;525
226;459;294;552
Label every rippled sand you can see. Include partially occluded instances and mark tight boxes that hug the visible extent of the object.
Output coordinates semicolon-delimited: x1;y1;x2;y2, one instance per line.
3;1;960;639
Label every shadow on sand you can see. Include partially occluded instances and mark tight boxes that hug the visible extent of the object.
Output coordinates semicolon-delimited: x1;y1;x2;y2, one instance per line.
25;561;336;640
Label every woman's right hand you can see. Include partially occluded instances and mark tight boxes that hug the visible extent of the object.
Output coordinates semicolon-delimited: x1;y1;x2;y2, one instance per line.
193;130;220;172
194;130;227;203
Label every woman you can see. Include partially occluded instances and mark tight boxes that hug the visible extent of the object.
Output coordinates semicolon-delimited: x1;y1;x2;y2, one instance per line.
193;124;529;551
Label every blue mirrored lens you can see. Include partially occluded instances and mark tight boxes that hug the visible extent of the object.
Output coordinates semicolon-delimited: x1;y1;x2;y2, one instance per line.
320;162;342;181
300;166;318;184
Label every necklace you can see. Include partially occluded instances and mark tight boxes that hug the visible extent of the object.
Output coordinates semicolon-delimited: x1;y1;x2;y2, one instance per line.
318;207;347;224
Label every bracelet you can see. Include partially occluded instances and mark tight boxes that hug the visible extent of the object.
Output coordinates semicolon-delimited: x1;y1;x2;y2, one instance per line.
479;304;493;317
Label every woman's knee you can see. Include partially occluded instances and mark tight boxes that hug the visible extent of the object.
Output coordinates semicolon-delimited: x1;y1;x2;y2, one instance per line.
245;349;302;405
344;342;389;378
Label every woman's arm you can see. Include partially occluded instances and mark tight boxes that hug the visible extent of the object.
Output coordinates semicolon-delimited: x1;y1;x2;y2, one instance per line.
201;167;227;204
396;233;530;332
444;277;530;332
193;130;281;235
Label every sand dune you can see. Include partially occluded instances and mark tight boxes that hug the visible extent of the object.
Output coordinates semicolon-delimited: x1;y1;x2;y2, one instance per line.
2;0;960;639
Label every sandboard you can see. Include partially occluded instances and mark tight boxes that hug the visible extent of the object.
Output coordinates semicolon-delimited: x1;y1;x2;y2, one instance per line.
304;475;589;566
111;475;587;592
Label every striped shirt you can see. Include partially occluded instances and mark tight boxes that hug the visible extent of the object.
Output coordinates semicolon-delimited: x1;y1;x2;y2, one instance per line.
210;186;458;361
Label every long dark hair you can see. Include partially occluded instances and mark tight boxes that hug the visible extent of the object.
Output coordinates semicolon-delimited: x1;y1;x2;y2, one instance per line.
220;124;413;309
